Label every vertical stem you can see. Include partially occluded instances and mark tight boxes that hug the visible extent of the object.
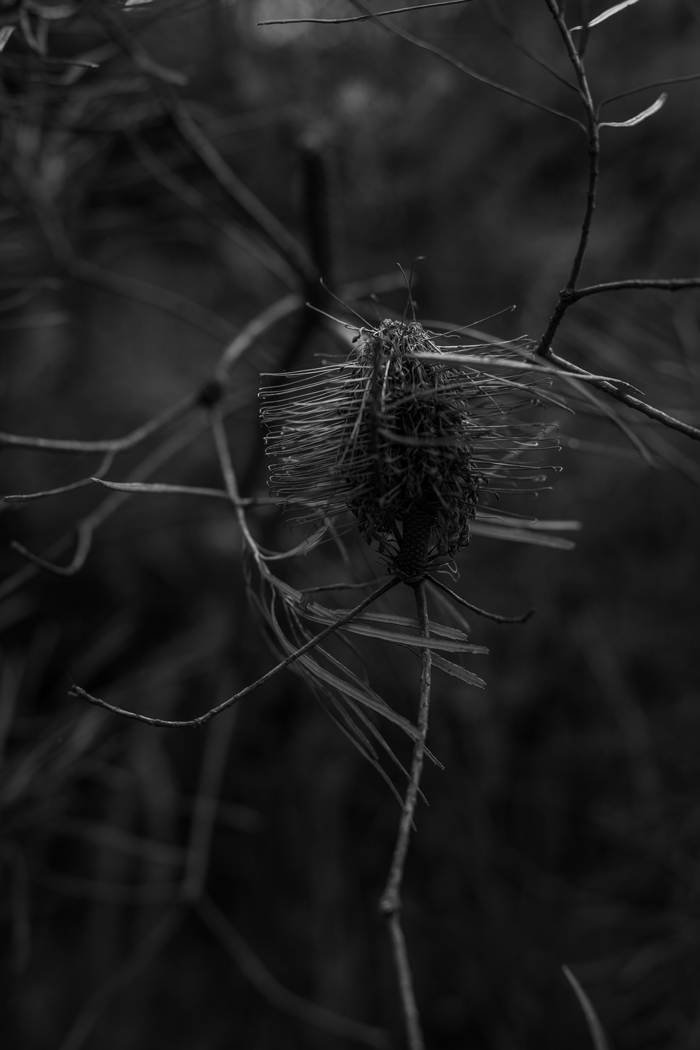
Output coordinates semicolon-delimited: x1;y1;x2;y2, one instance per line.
537;0;600;357
380;581;432;1050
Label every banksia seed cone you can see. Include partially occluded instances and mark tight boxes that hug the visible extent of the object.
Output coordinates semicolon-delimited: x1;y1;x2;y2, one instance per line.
261;319;554;582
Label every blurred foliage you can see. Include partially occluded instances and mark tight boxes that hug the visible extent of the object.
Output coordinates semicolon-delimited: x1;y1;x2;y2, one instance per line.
1;1;700;1048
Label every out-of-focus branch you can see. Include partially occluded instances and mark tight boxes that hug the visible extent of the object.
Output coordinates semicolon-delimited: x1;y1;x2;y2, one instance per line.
128;129;299;289
181;703;238;903
214;294;302;379
71;258;235;340
56;909;183;1050
345;0;583;126
0;394;195;454
7;414;209;580
94;1;317;283
379;581;432;1050
196;894;389;1048
25;189;235;339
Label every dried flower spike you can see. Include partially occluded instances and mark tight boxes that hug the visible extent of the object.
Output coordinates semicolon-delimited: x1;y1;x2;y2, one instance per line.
261;319;555;582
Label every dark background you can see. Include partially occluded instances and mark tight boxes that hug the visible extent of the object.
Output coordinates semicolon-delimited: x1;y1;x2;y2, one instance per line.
1;2;700;1048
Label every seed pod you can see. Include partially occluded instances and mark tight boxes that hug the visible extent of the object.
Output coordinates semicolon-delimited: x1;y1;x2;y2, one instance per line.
261;319;555;582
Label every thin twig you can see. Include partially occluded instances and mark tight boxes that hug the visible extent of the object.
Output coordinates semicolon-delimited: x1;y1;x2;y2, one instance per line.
0;393;195;454
484;0;578;93
379;581;432;1050
93;1;315;281
71;257;234;340
547;352;700;442
89;480;278;504
128;129;299;289
4;451;116;502
69;578;400;728
9;415;209;577
11;522;94;577
571;277;700;300
600;70;700;110
259;0;476;25
427;575;533;623
214;293;303;379
346;0;583;126
537;0;600;357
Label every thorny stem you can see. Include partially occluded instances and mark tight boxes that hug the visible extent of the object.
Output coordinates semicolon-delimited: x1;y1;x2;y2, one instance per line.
380;581;432;1050
70;578;400;728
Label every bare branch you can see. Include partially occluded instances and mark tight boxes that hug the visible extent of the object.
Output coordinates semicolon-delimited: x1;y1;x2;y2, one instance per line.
8;415;210;580
379;581;432;1050
259;0;476;26
69;578;401;728
11;522;93;577
71;257;234;340
214;294;303;379
427;575;534;624
600;71;700;110
346;0;584;127
4;451;116;501
128;130;299;289
571;278;700;300
537;0;600;358
89;480;278;505
547;352;700;442
484;0;578;93
0;394;195;454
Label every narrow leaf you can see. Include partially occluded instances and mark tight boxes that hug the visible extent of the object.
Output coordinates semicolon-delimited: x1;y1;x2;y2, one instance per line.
521;519;582;532
432;654;486;689
562;966;611;1050
335;623;487;653
0;26;14;51
296;653;420;736
600;93;667;128
471;523;576;549
324;609;470;641
571;0;640;31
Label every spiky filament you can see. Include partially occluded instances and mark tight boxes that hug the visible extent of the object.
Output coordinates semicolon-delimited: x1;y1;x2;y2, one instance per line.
261;319;554;580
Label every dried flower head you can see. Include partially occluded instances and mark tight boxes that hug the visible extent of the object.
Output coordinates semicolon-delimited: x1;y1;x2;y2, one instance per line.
261;319;557;582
